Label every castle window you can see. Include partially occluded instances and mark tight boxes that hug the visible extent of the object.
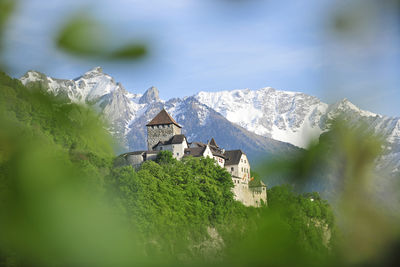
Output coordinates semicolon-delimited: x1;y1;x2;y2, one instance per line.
231;167;234;171
177;152;179;156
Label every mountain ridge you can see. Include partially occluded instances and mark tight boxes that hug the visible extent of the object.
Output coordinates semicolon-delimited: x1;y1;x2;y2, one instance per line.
19;68;400;173
20;68;298;161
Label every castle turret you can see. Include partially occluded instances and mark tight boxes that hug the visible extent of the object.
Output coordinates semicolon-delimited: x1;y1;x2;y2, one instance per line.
146;109;182;150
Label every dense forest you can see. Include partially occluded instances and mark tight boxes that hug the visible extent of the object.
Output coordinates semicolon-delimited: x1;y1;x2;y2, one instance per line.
0;72;336;266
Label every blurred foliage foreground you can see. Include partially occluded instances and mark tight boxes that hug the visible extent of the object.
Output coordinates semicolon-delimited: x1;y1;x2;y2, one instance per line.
0;71;399;267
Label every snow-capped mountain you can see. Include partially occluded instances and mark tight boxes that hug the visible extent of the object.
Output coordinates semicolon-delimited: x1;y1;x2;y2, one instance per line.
194;87;400;175
18;66;400;211
20;67;400;173
20;67;296;160
195;88;380;148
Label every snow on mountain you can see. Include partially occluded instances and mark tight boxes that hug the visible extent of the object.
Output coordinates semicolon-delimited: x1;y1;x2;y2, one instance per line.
19;67;400;171
17;67;400;211
19;68;297;160
21;66;126;103
195;87;329;148
194;88;400;150
20;67;148;138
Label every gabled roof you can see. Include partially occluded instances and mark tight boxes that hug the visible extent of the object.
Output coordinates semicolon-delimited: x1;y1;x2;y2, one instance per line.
224;150;245;165
209;137;218;148
169;134;187;144
190;142;207;148
189;140;225;159
152;134;187;149
119;151;146;157
146;109;181;128
209;146;226;159
184;147;206;157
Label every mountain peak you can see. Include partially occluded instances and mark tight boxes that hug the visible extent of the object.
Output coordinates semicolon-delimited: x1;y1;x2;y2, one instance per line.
20;70;48;85
139;86;160;104
79;66;105;80
88;66;103;74
330;98;377;118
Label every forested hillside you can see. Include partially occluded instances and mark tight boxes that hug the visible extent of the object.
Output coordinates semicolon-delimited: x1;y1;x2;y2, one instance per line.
0;72;336;266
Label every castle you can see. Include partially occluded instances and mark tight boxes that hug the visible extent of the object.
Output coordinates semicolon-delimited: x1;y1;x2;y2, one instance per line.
118;109;267;207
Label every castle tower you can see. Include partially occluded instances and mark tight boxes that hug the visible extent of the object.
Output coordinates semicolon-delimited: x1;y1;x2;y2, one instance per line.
146;109;182;150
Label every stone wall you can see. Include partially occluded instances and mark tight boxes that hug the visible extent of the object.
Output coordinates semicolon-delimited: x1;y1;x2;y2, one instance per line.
232;182;267;207
125;153;145;168
146;152;158;161
146;124;181;150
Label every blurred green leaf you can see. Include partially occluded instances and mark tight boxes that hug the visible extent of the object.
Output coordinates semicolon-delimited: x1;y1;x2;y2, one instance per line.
108;43;147;60
0;0;16;71
0;0;15;36
56;13;148;61
56;15;108;57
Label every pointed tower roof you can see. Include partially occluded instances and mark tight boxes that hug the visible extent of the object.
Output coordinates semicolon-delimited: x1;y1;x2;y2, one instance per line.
209;137;218;147
146;109;181;128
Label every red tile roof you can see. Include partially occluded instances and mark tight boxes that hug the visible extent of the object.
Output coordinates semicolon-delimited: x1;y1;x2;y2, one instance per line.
146;109;181;128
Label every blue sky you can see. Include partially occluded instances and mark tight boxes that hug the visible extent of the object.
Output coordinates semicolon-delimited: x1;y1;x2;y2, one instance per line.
4;0;400;116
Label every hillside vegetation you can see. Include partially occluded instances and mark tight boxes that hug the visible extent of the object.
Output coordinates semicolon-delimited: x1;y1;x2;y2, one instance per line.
0;72;335;266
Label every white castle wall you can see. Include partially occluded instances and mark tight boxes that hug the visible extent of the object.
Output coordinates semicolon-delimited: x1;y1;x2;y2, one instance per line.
232;182;267;207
